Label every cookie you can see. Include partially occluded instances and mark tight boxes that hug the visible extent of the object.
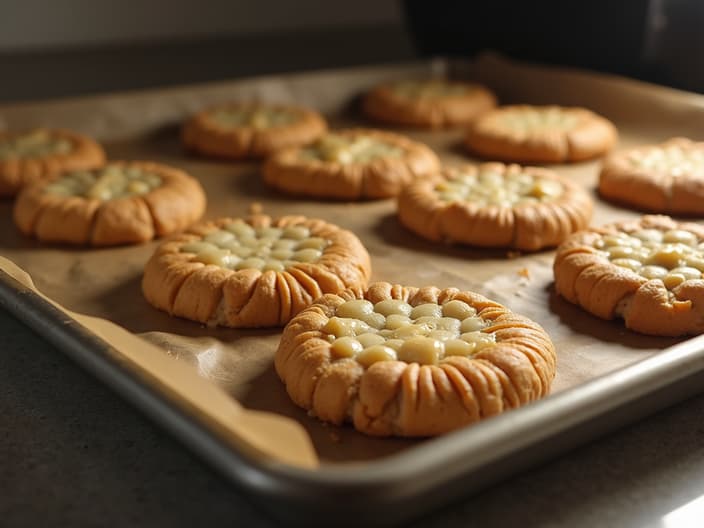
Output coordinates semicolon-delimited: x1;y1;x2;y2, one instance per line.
0;128;105;197
182;102;327;159
275;281;556;437
465;105;618;163
599;137;704;214
363;78;497;128
142;214;371;328
554;215;704;336
263;128;440;199
397;162;592;251
14;161;206;246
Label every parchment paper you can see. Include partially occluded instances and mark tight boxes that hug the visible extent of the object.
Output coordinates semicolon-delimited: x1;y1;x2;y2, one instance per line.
1;54;699;466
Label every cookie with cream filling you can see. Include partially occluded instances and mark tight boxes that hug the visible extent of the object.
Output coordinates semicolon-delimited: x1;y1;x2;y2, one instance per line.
14;160;206;246
142;214;371;328
275;281;556;436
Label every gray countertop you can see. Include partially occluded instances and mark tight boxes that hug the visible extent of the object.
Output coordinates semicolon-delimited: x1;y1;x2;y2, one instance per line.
3;27;704;527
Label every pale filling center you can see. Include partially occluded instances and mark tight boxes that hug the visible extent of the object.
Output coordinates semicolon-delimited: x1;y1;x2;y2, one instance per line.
209;108;299;129
0;130;73;160
434;169;563;206
391;80;471;99
44;165;162;201
180;222;330;272
627;145;704;175
301;134;404;164
323;298;496;367
500;109;579;132
595;228;704;289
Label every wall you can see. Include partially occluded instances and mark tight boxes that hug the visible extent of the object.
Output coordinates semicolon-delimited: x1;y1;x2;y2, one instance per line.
0;0;403;51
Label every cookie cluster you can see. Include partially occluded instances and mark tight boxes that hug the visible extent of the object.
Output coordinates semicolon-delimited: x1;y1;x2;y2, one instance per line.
9;68;703;441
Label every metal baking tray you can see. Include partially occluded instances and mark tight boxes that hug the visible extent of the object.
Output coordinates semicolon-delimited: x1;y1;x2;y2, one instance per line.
3;266;704;525
3;56;704;525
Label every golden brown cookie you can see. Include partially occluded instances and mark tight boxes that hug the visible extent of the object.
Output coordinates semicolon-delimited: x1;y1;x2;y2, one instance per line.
599;137;704;214
275;281;556;437
182;102;327;159
0;128;105;197
262;128;440;200
142;214;371;328
363;78;497;128
398;162;593;251
14;161;206;246
465;105;618;163
554;215;704;336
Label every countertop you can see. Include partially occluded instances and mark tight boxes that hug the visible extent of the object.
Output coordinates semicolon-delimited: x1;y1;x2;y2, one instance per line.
3;27;704;527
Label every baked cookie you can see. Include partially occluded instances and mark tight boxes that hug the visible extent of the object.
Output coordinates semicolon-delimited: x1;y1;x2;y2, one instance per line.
182;102;327;159
14;161;206;246
554;215;704;336
599;137;704;214
398;162;593;251
0;128;105;197
142;214;371;328
263;128;440;199
465;105;618;163
363;78;497;128
275;282;556;437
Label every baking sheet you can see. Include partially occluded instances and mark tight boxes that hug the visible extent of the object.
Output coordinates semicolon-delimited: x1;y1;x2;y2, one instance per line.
0;54;699;466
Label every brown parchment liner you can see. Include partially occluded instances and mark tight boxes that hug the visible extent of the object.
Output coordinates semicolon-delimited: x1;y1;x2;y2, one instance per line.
0;54;699;466
0;256;317;469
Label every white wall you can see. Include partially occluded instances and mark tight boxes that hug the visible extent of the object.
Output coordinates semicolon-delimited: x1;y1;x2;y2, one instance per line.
0;0;403;51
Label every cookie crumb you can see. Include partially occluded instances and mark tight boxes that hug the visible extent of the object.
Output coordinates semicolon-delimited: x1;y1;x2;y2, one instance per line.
517;267;530;279
249;202;263;215
507;250;521;259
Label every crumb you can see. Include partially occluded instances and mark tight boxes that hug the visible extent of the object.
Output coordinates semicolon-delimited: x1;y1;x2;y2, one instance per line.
248;202;263;215
517;267;530;279
506;250;522;259
315;420;342;442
